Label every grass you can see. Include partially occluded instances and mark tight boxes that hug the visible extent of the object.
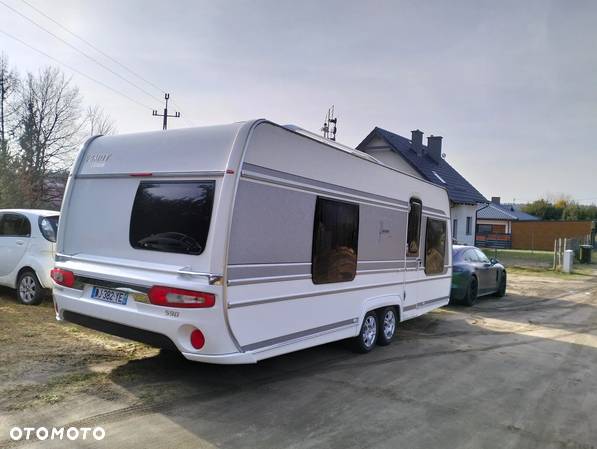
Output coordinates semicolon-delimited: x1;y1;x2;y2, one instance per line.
481;248;554;268
481;248;597;278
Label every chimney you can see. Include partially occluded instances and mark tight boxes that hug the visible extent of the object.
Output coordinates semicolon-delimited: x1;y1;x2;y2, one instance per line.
491;196;501;205
427;135;442;162
411;129;423;157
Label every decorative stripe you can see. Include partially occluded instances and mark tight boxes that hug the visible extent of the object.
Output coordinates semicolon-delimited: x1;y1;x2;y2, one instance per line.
241;318;358;351
403;296;449;311
242;163;412;211
228;263;311;280
228;274;451;308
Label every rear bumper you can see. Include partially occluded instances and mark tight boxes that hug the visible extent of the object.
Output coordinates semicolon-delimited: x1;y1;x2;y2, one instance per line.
53;285;251;364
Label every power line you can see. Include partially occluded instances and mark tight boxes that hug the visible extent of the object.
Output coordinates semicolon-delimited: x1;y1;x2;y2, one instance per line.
13;0;197;127
0;29;153;110
0;0;162;103
16;0;166;97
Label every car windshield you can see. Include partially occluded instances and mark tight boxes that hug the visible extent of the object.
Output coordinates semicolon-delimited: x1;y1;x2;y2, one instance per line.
39;215;59;242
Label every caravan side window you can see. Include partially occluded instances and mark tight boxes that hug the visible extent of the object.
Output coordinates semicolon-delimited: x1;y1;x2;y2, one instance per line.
312;197;359;284
406;198;422;256
424;219;447;275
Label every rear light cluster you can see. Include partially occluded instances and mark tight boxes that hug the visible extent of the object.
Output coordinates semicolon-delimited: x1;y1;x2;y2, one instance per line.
50;268;75;287
147;286;215;308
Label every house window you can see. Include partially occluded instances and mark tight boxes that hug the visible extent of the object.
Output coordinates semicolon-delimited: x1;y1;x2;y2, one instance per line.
312;197;359;284
466;217;472;235
406;198;422;257
477;224;492;234
452;219;458;239
425;219;447;275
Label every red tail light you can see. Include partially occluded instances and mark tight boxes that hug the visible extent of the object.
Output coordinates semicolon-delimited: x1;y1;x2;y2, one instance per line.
147;286;215;308
190;329;205;349
50;268;75;288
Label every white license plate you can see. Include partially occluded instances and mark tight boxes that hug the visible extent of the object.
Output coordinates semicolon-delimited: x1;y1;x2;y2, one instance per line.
91;286;128;305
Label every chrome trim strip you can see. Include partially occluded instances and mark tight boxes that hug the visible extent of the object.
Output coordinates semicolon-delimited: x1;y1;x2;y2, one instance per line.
75;275;150;293
241;318;358;351
74;170;225;179
403;296;449;311
228;274;451;308
55;253;223;284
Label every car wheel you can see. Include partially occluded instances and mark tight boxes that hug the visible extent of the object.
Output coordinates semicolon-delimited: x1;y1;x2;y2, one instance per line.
495;273;507;298
17;271;44;305
376;307;397;346
462;276;478;307
352;311;378;353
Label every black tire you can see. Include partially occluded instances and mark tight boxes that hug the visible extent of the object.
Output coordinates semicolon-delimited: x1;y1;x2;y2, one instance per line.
462;276;478;307
352;310;378;353
376;307;397;346
17;271;44;305
495;272;507;297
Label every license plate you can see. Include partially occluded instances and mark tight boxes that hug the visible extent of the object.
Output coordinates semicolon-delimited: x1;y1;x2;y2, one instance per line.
91;286;128;305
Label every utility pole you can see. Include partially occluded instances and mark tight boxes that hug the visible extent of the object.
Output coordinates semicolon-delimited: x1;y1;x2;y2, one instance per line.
321;105;338;141
152;93;180;130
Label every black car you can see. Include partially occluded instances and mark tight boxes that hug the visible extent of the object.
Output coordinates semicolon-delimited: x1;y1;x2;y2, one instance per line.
450;245;507;306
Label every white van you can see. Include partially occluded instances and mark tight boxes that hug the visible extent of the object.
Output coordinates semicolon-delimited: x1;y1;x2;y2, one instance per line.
52;120;451;364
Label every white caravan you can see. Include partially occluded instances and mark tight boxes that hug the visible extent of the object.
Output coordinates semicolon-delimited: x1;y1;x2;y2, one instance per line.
52;120;451;364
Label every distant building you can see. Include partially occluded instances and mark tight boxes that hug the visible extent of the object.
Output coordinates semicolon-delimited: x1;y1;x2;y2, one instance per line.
357;128;488;245
476;196;539;248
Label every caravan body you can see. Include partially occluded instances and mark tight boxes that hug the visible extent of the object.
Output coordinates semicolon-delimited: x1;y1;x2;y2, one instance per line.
52;120;451;364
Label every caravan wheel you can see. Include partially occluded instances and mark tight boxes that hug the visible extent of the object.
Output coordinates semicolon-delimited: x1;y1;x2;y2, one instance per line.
376;307;397;346
352;311;378;353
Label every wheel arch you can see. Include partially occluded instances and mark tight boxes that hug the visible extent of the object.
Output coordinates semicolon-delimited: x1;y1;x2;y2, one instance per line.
358;293;402;329
15;266;37;289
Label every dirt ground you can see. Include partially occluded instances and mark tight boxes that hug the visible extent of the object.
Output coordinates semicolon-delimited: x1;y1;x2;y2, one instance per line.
1;267;596;449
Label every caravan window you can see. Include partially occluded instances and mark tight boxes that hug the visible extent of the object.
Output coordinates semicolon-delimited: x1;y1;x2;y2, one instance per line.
130;181;215;256
424;219;447;275
406;198;422;256
312;197;359;284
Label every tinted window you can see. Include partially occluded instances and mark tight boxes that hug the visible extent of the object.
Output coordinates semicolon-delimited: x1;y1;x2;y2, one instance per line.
466;217;472;235
406;198;422;256
464;249;478;262
39;216;59;242
130;181;215;255
474;248;490;263
312;197;359;284
424;219;446;275
0;213;31;237
452;219;458;239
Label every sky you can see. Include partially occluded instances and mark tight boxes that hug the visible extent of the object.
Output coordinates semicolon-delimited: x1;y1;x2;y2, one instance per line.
1;0;595;204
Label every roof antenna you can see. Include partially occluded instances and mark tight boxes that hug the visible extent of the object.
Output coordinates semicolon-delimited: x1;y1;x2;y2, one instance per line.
321;105;338;141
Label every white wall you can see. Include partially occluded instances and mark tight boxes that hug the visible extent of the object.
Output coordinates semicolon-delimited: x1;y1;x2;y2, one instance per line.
361;136;421;177
451;204;477;245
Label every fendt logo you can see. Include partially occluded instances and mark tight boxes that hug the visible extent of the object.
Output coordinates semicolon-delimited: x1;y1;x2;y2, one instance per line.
85;153;112;168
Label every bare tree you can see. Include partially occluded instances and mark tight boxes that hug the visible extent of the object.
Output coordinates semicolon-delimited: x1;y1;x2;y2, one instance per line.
15;67;82;207
0;53;19;155
85;104;116;136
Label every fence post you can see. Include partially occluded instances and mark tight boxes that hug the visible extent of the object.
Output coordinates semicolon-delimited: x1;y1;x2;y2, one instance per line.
553;239;557;270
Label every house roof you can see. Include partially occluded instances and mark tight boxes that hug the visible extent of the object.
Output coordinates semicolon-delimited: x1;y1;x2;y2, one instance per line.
477;203;540;221
357;127;488;205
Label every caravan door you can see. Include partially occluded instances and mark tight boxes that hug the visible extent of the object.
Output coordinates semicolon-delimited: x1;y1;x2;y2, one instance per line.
403;198;423;315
